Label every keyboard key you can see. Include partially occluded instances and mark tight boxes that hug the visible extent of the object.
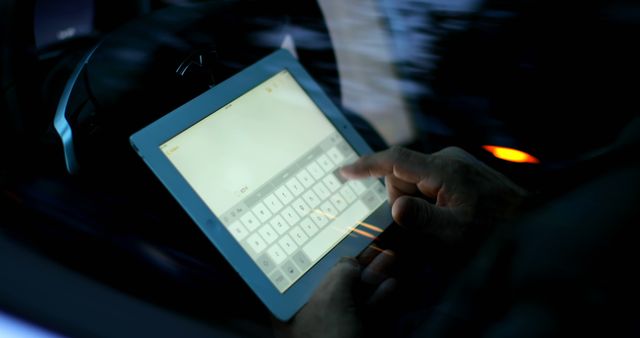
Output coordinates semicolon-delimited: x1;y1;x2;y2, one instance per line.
281;206;301;226
256;253;276;273
289;226;309;246
267;243;286;264
246;233;267;254
299;217;318;237
292;251;312;271
322;174;341;192
327;146;345;165
227;221;248;241
278;234;298;255
270;215;289;235
303;200;368;261
292;198;311;217
264;194;284;213
317;154;335;172
313;182;331;200
296;169;315;188
282;259;301;281
337;142;353;158
269;270;289;291
229;205;247;219
348;180;367;195
275;186;294;205
330;193;347;212
240;211;260;232
302;190;321;208
310;209;329;227
361;189;382;210
251;202;272;222
320;201;338;218
285;177;305;196
258;224;278;244
339;185;357;203
306;162;324;180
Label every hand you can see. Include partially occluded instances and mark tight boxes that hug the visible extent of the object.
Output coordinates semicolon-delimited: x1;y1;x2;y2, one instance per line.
274;248;396;338
341;146;528;243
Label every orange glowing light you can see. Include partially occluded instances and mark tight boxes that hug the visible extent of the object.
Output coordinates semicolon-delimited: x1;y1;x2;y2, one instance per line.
366;245;385;254
357;221;384;233
352;228;377;239
482;145;540;164
312;209;380;240
313;209;383;233
366;245;395;256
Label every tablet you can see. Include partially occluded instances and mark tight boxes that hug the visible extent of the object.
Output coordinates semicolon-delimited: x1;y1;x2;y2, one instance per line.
130;49;392;321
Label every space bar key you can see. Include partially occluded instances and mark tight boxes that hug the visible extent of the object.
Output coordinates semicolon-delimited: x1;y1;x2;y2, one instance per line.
302;200;369;262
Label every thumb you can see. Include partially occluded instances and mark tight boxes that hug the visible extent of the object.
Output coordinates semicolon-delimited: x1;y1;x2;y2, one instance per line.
391;196;458;240
313;257;361;310
326;257;361;292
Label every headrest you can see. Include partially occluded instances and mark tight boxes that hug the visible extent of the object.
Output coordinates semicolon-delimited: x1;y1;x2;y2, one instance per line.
62;1;338;177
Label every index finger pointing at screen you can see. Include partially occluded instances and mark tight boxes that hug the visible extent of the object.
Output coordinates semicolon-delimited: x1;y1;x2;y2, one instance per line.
340;147;432;184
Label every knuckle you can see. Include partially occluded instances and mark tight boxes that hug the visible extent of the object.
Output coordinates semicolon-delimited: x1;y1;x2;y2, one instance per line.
354;154;369;166
433;147;473;174
389;146;411;163
442;146;462;153
338;257;360;271
450;159;473;178
439;146;468;160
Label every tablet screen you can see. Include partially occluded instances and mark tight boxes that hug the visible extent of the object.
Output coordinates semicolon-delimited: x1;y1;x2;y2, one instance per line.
159;70;386;292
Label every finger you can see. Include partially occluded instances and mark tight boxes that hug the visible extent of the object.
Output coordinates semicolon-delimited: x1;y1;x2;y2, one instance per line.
391;196;455;236
357;245;383;266
340;147;432;183
361;249;396;285
391;196;432;228
435;146;481;164
308;257;361;308
366;278;397;306
386;175;421;204
327;257;362;291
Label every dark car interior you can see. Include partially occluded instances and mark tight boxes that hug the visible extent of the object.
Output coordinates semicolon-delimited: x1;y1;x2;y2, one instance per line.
2;0;639;336
2;1;391;336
